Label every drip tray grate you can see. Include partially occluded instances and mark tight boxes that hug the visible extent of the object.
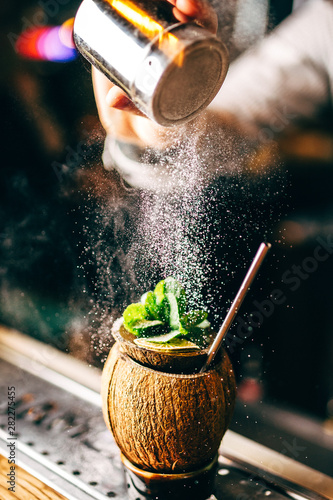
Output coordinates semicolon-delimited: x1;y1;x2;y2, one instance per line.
0;357;126;500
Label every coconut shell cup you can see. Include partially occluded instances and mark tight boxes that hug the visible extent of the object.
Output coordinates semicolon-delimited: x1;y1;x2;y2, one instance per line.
101;340;236;474
111;317;216;374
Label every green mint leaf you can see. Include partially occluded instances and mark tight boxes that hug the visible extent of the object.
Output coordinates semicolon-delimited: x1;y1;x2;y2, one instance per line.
195;319;210;329
122;277;210;345
179;323;189;336
154;296;168;323
183;327;211;348
152;281;169;322
181;310;208;329
123;303;148;334
154;277;187;317
165;292;180;330
154;280;166;305
141;291;161;320
164;277;187;316
140;291;150;305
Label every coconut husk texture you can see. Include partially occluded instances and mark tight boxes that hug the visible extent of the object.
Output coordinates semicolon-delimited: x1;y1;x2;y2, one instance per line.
101;342;236;473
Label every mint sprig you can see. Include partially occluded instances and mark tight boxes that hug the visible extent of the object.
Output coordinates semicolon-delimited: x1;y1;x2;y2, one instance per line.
122;277;210;346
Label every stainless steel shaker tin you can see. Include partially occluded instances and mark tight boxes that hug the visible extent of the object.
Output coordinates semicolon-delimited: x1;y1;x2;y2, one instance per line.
74;0;229;126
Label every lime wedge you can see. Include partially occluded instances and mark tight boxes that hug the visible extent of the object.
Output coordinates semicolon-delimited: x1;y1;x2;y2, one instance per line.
137;330;181;343
134;336;200;351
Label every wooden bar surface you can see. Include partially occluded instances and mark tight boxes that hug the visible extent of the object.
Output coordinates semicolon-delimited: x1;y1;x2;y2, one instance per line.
0;454;68;500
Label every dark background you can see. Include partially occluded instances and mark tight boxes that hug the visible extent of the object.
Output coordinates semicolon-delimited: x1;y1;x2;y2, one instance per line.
1;0;333;474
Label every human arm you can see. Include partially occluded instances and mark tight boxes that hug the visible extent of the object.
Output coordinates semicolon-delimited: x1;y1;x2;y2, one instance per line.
210;0;333;138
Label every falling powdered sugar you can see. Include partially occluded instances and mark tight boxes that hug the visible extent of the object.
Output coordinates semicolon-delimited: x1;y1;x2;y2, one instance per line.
82;120;287;360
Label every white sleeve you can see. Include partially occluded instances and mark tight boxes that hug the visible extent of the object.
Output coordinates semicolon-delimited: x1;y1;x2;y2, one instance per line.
211;0;333;134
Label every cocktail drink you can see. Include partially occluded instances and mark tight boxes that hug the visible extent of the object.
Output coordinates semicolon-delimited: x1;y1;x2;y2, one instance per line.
101;278;236;498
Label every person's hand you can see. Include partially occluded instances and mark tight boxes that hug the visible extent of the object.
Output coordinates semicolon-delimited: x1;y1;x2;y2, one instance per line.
92;66;174;148
92;0;218;148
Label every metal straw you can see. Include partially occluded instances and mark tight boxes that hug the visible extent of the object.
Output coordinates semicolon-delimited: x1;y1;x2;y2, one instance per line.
200;242;271;373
